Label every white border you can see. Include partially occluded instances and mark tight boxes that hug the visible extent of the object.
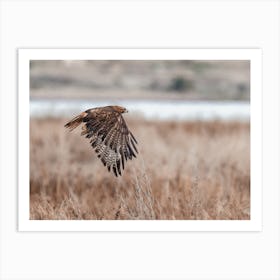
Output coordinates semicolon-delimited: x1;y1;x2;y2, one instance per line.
18;48;262;231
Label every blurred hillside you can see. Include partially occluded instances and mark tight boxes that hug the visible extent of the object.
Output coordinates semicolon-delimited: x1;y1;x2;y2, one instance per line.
30;60;250;100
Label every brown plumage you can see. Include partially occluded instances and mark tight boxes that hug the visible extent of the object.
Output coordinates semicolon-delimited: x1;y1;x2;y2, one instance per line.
64;105;138;177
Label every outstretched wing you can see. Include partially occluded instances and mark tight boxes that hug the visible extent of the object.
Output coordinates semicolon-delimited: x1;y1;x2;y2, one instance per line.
65;107;138;176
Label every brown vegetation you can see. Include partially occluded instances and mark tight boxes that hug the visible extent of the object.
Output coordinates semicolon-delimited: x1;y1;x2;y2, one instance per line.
30;117;250;220
30;60;250;100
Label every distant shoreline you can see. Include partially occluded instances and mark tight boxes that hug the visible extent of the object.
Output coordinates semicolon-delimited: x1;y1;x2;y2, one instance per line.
30;98;250;121
30;95;250;102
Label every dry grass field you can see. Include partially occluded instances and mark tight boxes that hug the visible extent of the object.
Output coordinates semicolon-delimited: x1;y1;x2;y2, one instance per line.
30;117;250;220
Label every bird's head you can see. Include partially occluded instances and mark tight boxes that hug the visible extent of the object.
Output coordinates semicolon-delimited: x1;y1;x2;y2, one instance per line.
113;106;128;114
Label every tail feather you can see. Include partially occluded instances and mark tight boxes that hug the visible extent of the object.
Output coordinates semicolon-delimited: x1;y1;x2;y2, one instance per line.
64;112;87;131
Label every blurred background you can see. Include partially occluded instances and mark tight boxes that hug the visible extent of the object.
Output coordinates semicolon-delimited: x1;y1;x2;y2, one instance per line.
30;60;250;120
30;60;250;220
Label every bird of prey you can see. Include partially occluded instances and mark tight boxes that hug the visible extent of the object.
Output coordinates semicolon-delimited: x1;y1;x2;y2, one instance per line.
65;105;138;177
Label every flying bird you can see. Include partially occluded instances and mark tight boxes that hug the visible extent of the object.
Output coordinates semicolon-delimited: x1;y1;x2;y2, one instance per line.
65;106;138;177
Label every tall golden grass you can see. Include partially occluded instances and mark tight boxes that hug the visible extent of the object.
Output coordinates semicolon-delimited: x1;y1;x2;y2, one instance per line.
30;117;250;220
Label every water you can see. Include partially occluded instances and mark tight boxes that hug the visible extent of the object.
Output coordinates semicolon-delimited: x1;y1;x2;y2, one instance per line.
30;99;250;121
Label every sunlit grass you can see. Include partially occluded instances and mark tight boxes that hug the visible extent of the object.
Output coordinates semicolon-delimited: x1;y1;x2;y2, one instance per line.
30;117;250;220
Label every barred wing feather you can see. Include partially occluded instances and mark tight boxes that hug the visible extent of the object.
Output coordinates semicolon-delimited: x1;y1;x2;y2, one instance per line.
65;106;138;177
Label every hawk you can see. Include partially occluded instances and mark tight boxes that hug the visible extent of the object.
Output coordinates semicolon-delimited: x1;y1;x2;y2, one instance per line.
65;106;138;177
